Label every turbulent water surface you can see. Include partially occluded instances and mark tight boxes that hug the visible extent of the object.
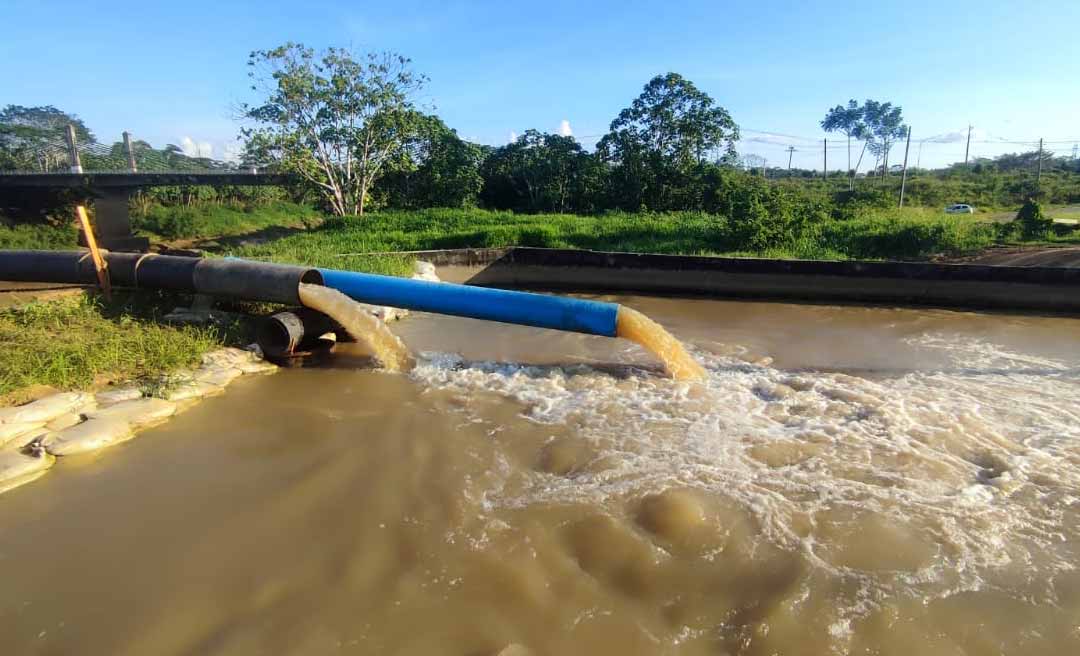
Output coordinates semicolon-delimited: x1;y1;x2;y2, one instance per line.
1;295;1078;655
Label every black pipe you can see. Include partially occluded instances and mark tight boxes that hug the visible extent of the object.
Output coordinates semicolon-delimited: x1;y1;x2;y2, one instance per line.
0;250;97;284
0;250;322;305
257;308;341;356
134;254;200;291
194;258;322;306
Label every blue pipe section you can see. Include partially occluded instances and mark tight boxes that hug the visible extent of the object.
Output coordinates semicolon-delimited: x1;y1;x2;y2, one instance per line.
318;269;619;337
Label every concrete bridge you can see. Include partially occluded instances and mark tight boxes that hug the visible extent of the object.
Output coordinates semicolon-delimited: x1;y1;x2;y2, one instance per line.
0;125;296;250
0;171;294;251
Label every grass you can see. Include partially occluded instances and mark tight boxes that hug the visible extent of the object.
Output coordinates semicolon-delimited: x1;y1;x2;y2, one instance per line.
0;291;246;401
131;200;321;241
233;206;1053;265
0;222;79;250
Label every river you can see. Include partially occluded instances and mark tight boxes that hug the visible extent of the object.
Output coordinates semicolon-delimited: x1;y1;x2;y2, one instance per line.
1;295;1078;655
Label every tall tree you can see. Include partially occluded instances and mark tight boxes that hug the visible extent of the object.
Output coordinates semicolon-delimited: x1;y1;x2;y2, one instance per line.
597;73;739;210
0;105;95;172
860;100;906;179
480;130;598;213
820;99;868;188
381;114;483;209
241;43;426;216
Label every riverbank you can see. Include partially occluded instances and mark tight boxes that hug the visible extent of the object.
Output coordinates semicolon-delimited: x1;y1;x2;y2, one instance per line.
230;206;1079;264
0;290;246;406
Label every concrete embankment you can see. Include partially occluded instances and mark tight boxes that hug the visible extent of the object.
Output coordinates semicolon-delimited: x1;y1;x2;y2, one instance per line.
402;247;1080;315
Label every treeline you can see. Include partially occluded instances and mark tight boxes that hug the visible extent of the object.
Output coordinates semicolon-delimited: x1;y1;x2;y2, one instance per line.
5;42;1079;228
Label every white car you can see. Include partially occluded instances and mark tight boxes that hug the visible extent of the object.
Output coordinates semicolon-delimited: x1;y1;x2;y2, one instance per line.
945;203;975;214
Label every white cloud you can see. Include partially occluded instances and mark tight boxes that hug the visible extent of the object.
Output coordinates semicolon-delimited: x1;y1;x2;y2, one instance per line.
179;136;213;158
558;119;573;137
508;131;518;143
921;127;988;144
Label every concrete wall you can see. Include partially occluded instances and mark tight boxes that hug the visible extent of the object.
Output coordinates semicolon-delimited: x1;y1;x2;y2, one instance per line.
416;247;1080;315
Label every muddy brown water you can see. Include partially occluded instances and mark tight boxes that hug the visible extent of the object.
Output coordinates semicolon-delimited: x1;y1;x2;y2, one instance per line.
2;295;1079;655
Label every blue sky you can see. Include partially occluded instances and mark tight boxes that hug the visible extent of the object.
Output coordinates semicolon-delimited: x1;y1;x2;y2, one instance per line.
4;0;1079;169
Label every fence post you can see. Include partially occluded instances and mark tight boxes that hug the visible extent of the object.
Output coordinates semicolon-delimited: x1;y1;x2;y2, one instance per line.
65;124;83;173
898;127;912;208
123;131;138;172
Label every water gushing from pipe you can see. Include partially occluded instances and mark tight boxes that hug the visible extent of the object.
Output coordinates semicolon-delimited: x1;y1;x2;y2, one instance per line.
298;283;414;372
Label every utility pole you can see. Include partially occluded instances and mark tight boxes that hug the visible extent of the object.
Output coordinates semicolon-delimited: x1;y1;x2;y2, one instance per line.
65;124;83;174
786;146;796;174
964;124;972;165
123;131;137;173
1036;138;1044;191
899;127;912;208
823;138;827;181
761;158;767;178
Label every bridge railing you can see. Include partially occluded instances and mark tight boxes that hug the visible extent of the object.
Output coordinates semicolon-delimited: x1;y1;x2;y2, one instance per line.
1;124;264;175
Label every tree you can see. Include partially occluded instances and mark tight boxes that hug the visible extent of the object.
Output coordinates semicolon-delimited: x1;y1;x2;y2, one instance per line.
0;105;95;172
241;43;427;216
821;99;869;188
380;114;483;209
860;100;906;179
480;130;599;213
597;73;739;210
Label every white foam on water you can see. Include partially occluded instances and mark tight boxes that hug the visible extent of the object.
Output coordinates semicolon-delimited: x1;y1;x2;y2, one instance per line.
411;334;1080;632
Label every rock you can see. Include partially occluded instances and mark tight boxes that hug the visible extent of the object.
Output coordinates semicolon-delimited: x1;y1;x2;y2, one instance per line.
165;380;225;402
0;443;55;494
46;413;83;432
0;392;92;424
95;386;144;406
0;421;46;448
193;366;244;387
86;398;176;428
44;418;135;456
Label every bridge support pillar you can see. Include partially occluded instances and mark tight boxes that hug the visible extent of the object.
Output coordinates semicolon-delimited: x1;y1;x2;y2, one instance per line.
80;187;149;252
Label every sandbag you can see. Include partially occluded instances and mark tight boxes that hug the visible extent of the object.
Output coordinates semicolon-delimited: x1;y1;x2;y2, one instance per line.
0;444;55;494
46;413;83;432
235;359;278;375
95;387;144;405
44;418;134;456
202;347;258;368
193;366;244;387
165;380;225;402
86;398;176;428
0;392;92;424
0;421;46;448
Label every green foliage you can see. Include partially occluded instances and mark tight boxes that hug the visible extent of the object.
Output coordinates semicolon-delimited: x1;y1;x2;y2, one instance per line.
1016;199;1052;239
378;115;483;209
233;202;1014;266
131;201;319;240
242;43;427;216
597;73;738;211
479;129;602;213
0;105;94;172
0;221;78;249
0;292;230;396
